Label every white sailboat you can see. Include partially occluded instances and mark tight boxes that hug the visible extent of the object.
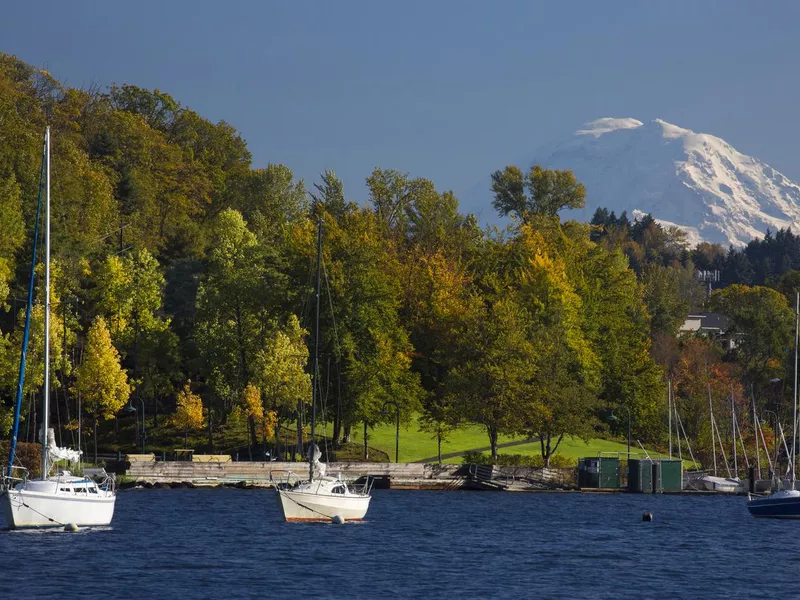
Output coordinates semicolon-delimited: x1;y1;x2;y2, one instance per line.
275;218;372;522
747;291;800;518
1;128;116;529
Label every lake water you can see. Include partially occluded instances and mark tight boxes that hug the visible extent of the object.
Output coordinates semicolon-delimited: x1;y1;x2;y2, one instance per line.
1;489;797;599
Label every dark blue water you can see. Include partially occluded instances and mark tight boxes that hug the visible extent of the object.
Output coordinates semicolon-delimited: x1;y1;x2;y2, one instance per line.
1;489;797;599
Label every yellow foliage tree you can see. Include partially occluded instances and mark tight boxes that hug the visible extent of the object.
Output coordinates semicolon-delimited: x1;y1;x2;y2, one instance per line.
74;316;130;461
172;382;204;447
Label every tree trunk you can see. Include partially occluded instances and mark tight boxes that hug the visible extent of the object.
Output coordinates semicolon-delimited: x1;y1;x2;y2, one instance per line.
437;432;442;464
184;429;188;448
248;415;255;461
363;420;369;460
332;410;341;447
488;426;498;463
543;434;552;467
343;424;351;444
275;418;282;461
207;409;214;452
93;419;98;465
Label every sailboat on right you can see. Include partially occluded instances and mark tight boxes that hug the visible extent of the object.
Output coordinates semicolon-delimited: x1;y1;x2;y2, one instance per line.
747;292;800;518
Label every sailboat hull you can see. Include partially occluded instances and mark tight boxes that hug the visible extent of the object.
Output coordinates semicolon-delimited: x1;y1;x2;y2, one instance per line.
1;483;115;529
747;491;800;519
277;489;371;522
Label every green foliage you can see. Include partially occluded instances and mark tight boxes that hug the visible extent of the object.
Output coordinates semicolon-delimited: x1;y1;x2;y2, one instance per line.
709;284;793;385
74;316;130;421
0;54;712;464
491;164;586;221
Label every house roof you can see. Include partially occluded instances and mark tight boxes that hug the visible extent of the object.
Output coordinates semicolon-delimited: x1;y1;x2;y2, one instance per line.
687;312;728;333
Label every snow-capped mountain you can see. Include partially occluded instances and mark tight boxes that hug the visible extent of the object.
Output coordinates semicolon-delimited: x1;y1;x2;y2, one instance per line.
478;118;800;247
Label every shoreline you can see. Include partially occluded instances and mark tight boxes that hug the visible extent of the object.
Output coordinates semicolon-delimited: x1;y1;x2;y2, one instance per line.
116;459;749;495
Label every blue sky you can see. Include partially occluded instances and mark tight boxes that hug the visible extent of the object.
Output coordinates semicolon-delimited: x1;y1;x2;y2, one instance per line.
2;1;799;216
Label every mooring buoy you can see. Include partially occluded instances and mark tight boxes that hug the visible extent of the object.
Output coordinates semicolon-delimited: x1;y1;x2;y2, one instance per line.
64;523;80;532
331;515;345;525
642;512;653;522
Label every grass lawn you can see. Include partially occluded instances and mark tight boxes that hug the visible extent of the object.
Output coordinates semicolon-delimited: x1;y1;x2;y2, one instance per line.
317;415;520;463
320;413;690;466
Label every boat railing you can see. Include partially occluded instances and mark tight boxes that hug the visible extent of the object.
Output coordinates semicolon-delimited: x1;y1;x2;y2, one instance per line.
347;477;374;496
269;470;304;490
100;472;116;494
1;465;29;488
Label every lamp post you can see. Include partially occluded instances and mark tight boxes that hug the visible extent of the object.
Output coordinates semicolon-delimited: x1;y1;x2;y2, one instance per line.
124;398;146;454
381;400;400;463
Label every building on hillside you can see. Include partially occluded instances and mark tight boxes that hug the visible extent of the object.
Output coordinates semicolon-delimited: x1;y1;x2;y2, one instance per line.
679;312;736;350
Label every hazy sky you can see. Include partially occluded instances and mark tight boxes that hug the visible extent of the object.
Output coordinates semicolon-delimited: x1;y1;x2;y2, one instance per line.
3;1;799;216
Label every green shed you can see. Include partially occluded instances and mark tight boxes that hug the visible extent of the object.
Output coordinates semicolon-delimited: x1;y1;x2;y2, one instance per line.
659;459;683;491
578;457;620;488
628;458;654;493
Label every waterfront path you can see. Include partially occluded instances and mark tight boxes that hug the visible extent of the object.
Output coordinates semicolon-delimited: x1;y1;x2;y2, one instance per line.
416;437;538;464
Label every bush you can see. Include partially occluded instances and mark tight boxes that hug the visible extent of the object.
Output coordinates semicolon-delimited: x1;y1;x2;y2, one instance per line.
461;451;575;468
0;441;42;478
461;451;493;465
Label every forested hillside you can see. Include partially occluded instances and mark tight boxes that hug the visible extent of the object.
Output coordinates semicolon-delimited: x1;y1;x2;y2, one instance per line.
1;54;797;467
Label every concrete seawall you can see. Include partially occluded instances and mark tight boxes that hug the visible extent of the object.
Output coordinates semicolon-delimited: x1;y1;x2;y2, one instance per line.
124;461;469;490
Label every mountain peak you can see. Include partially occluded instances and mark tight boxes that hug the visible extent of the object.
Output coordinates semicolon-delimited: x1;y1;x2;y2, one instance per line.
533;118;800;247
575;117;643;137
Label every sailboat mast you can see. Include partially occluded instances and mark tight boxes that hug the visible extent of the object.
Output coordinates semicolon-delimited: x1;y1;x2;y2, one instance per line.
731;386;737;476
310;219;322;444
41;126;50;477
707;377;717;476
792;291;798;486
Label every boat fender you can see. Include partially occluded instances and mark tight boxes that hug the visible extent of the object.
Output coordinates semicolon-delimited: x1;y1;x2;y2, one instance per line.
64;523;80;532
332;515;345;525
642;512;653;522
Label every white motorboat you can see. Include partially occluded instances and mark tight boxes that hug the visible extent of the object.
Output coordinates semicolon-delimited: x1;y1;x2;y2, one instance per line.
275;218;372;522
1;127;116;529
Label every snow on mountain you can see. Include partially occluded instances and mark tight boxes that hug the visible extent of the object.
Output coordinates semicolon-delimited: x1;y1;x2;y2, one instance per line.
475;118;800;247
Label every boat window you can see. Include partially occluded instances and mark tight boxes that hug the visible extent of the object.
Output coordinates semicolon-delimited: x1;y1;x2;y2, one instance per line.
59;488;72;493
89;487;98;494
332;485;345;494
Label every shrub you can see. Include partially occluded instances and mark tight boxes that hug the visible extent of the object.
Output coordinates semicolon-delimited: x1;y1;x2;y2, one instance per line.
0;441;42;478
462;451;575;468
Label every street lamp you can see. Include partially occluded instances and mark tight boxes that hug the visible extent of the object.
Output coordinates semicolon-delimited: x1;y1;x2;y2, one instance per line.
381;400;400;463
123;398;146;454
609;406;631;462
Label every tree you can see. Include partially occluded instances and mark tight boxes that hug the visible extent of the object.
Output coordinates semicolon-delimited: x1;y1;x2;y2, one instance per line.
448;295;535;461
709;285;794;388
491;165;585;222
252;314;311;459
195;209;282;422
74;317;130;461
172;382;204;447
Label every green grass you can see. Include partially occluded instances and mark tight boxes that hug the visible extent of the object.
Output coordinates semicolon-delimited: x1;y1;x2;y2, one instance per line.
95;412;695;468
318;415;521;463
320;414;686;465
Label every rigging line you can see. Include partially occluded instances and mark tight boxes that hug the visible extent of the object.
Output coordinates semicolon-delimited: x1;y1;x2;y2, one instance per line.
734;410;751;469
675;410;698;468
19;498;64;527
